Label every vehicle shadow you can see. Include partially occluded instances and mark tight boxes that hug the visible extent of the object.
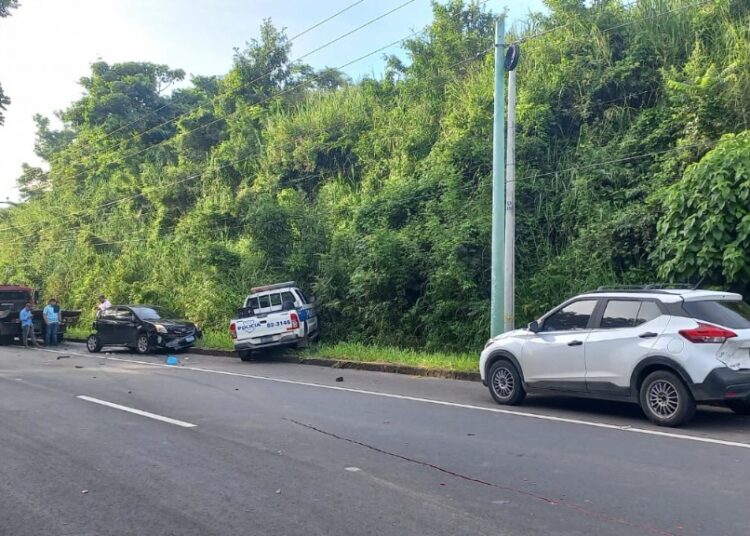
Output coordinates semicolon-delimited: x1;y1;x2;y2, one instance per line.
522;395;750;432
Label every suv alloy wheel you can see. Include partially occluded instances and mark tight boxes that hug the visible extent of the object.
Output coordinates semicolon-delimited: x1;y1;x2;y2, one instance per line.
639;370;696;427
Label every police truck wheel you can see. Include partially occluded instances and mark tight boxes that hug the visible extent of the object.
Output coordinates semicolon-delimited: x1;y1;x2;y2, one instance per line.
239;349;253;362
296;322;310;348
86;334;102;353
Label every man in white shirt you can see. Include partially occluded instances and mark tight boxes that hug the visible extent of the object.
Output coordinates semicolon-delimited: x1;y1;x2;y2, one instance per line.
97;295;111;317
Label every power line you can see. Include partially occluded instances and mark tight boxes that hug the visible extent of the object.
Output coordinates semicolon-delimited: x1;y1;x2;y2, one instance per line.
0;0;716;241
56;0;374;166
0;7;431;236
48;0;421;194
0;26;440;240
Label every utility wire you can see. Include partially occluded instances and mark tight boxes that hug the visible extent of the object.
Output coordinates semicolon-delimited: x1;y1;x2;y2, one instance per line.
0;27;432;239
0;5;428;236
0;0;714;240
58;0;373;162
46;0;420;194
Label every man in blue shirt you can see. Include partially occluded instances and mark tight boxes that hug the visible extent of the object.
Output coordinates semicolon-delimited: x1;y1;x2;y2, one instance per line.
43;298;60;347
20;302;39;348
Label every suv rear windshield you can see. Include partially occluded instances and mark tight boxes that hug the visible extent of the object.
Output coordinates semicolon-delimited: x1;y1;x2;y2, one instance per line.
683;300;750;329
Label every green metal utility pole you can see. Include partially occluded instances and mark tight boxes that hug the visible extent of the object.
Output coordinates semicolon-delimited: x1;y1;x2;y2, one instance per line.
490;17;506;338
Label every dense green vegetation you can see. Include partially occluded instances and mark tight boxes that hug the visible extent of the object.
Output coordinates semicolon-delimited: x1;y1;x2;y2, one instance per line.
0;0;19;125
1;0;749;354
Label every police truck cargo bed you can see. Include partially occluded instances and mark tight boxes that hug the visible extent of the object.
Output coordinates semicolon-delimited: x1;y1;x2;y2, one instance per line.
229;282;319;360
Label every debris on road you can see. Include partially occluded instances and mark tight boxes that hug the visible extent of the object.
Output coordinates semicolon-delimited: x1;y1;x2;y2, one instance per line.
335;376;344;382
74;365;83;369
166;355;179;366
275;489;281;494
56;355;70;360
81;490;89;495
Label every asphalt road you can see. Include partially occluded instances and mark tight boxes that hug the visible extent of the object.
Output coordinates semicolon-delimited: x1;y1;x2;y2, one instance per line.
2;343;750;536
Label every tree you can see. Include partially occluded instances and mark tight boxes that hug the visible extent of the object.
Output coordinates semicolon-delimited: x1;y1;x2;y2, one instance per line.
0;0;18;17
655;131;750;285
16;164;49;200
0;84;8;126
0;0;19;125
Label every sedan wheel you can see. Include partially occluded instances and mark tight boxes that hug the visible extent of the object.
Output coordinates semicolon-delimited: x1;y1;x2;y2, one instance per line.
488;360;526;405
86;334;102;353
639;370;695;427
136;334;150;355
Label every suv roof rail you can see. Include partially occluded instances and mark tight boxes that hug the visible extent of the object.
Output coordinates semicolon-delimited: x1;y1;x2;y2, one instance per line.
588;282;702;294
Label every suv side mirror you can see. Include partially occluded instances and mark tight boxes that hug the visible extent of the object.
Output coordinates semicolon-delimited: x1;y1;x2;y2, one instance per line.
528;320;540;333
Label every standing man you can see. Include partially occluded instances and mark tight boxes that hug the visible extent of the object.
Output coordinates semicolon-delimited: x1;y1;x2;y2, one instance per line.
20;302;39;348
43;298;60;347
96;295;111;317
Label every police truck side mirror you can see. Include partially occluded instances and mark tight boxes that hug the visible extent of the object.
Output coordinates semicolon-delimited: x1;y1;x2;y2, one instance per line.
528;320;540;333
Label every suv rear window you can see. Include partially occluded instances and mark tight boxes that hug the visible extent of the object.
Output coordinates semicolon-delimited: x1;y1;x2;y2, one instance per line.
683;300;750;329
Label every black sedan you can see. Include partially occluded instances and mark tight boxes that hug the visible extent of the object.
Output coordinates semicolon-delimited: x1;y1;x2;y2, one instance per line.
86;305;201;354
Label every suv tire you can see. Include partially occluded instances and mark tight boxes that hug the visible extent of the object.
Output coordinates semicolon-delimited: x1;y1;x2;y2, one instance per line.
488;360;526;406
639;370;696;427
726;400;750;416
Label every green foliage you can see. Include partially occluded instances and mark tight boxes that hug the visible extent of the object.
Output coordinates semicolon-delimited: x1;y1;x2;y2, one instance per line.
655;131;750;283
2;0;750;354
0;0;19;125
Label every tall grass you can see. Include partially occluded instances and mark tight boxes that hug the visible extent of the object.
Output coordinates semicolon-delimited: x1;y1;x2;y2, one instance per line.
302;342;478;373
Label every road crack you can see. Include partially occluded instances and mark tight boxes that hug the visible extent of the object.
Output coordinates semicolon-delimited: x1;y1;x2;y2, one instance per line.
286;418;677;536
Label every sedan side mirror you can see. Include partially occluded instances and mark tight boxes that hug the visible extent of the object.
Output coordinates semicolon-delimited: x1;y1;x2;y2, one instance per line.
528;320;540;333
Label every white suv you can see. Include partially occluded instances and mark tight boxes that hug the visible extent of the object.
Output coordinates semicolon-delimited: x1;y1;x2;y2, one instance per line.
479;287;750;427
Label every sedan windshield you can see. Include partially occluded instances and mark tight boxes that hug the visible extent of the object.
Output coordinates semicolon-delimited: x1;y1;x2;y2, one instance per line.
131;307;161;321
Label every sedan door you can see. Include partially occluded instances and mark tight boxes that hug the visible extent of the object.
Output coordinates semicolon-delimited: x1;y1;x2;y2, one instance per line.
111;307;138;346
522;299;599;391
96;308;118;344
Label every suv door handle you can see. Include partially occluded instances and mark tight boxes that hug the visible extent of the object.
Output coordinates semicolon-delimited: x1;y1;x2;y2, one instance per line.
567;340;583;346
638;332;658;338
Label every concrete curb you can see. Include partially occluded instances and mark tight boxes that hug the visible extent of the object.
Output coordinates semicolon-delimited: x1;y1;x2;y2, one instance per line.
298;357;481;382
65;338;479;382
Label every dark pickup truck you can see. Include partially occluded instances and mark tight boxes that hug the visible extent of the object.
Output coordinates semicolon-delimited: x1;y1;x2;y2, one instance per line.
0;284;80;344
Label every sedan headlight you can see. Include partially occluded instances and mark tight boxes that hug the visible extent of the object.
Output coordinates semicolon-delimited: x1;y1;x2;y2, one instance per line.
155;324;168;334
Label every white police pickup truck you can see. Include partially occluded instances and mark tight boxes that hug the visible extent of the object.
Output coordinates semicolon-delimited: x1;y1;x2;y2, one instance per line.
229;282;319;361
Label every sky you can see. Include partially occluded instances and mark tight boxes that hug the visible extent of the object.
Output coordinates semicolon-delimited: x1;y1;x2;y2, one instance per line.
0;0;546;202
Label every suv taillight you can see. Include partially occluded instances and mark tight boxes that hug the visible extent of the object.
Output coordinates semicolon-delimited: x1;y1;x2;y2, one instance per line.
288;312;299;331
229;322;237;340
679;322;736;344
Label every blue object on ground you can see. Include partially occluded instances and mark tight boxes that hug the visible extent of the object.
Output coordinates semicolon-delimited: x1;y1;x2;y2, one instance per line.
166;355;180;365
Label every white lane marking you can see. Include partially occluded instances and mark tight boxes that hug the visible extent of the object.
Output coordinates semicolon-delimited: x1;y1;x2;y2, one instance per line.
76;395;196;428
41;348;750;450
